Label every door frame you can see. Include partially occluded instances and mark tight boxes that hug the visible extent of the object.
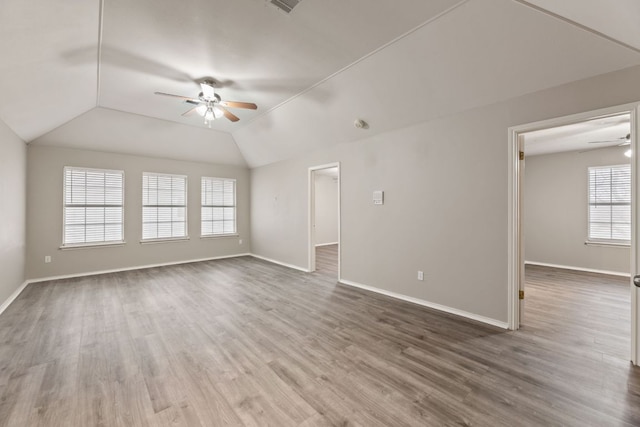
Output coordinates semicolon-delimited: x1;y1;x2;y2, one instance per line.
308;162;341;279
507;102;639;365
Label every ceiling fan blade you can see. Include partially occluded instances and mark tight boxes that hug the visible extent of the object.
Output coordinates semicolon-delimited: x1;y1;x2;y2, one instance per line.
155;92;200;103
588;134;630;144
181;107;199;117
200;83;215;100
220;107;240;122
220;100;257;110
589;140;620;144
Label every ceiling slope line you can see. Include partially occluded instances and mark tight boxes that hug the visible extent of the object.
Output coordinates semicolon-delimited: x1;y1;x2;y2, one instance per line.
227;133;250;168
96;106;234;136
232;0;471;133
96;0;105;107
513;0;640;55
26;107;98;145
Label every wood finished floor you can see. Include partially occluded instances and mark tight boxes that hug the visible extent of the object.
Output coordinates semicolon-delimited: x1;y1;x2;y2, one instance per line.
0;259;638;426
315;244;338;278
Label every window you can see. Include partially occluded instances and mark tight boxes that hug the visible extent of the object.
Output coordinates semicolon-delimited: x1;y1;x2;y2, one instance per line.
588;164;631;243
63;167;124;246
201;177;236;236
142;173;188;241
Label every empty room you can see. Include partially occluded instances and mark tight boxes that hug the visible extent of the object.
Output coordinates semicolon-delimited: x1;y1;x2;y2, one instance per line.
1;0;640;426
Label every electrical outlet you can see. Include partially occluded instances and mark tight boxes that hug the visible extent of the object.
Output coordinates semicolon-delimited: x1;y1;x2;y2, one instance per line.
45;256;52;263
239;239;243;245
417;271;424;281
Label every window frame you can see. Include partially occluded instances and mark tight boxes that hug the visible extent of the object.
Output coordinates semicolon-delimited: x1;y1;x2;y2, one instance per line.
61;166;125;249
200;176;238;238
586;163;631;246
141;172;189;243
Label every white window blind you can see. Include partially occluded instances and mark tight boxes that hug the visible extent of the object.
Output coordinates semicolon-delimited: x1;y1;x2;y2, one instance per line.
142;173;187;240
201;177;236;236
63;167;124;246
588;164;631;242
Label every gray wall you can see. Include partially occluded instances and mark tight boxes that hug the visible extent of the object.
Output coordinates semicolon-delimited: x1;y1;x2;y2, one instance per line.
0;118;26;305
315;174;339;245
251;64;640;325
524;146;630;274
27;146;250;280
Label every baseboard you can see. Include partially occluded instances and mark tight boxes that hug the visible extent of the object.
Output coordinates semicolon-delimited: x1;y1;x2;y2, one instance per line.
26;253;252;284
339;278;509;330
0;280;30;317
315;242;338;247
524;261;630;277
250;253;309;272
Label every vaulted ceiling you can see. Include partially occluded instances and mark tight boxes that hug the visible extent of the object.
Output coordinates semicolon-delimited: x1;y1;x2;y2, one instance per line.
1;0;640;167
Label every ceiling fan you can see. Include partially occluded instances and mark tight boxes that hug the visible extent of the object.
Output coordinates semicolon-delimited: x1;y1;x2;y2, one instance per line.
155;81;257;127
587;133;631;146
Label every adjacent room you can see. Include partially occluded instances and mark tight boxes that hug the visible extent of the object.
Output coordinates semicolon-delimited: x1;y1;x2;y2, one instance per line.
522;114;632;361
1;0;640;425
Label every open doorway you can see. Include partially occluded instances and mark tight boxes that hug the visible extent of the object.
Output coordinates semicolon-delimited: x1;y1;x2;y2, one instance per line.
308;163;340;279
508;104;640;366
522;113;631;361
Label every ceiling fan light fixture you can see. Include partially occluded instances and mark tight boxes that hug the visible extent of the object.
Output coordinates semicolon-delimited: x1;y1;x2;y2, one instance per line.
196;104;208;116
625;149;632;158
213;106;224;119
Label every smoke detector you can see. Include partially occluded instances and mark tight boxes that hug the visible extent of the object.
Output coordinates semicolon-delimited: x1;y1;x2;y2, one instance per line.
354;119;368;129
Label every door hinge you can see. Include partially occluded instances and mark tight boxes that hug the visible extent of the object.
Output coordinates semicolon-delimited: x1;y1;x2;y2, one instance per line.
519;290;525;300
519;151;525;161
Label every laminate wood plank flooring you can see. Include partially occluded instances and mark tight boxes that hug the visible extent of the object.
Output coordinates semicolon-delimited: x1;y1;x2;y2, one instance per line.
0;258;638;426
523;264;630;362
315;244;338;278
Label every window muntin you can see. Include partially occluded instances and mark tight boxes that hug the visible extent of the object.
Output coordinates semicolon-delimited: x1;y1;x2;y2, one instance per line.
201;177;236;236
142;173;188;240
588;164;631;243
63;167;124;246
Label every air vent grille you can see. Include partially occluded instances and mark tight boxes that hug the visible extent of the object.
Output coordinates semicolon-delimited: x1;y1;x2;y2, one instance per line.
270;0;301;14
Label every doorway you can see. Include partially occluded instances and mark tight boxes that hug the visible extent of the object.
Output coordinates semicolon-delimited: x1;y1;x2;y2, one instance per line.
308;163;340;279
508;104;640;365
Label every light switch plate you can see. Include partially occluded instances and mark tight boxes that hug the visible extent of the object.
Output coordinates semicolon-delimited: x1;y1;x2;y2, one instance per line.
373;190;384;205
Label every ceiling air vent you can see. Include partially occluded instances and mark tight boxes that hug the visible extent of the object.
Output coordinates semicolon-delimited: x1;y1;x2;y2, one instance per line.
269;0;301;14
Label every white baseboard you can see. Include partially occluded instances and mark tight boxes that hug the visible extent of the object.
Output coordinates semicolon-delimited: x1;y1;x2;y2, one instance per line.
338;278;509;330
250;253;309;272
26;253;252;284
0;280;30;317
315;242;339;247
524;261;630;277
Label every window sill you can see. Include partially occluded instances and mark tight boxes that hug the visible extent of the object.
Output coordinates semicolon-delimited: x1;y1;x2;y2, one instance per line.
60;241;126;250
200;234;239;239
584;240;630;248
140;237;190;245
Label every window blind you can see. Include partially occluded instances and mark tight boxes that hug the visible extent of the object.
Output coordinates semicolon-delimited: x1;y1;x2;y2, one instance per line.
63;167;124;246
588;164;631;242
201;177;236;236
142;173;187;240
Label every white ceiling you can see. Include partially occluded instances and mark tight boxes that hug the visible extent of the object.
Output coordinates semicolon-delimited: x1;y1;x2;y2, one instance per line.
524;114;631;156
2;0;640;167
521;0;640;51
